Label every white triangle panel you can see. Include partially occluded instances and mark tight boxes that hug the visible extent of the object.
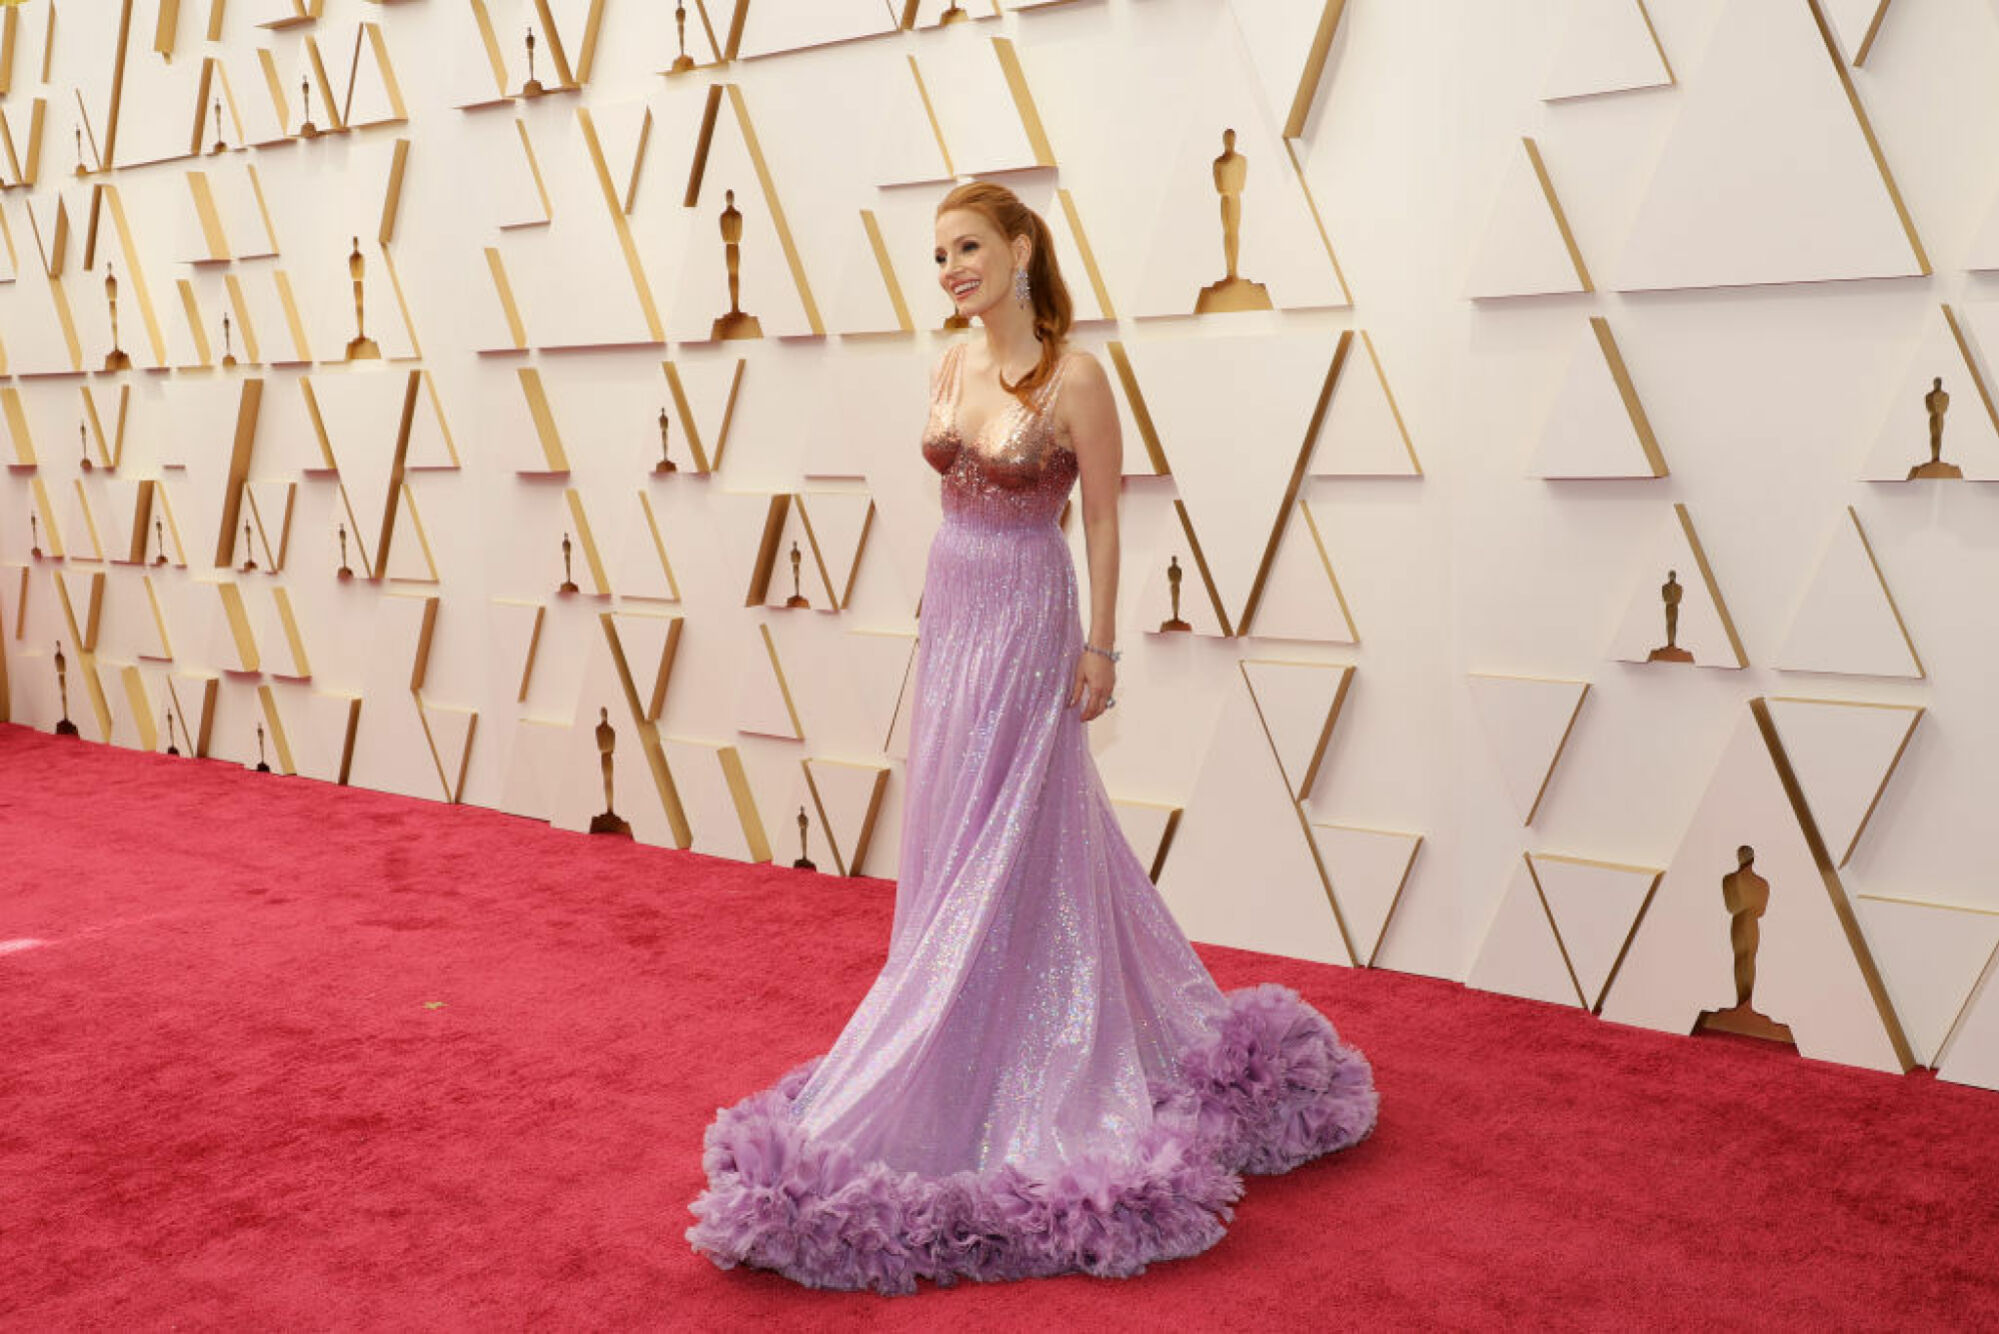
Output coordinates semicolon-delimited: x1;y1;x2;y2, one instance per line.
1543;0;1673;102
1859;308;1999;481
1312;825;1421;966
1936;941;1999;1092
1606;505;1744;669
1156;672;1351;966
1239;659;1350;801
1529;853;1660;1009
1245;504;1357;644
1311;332;1420;477
1467;674;1589;825
1530;318;1664;479
1855;895;1999;1068
1613;0;1923;291
1765;697;1921;866
1599;705;1910;1073
1466;859;1585;1008
1467;138;1589;299
1773;509;1921;679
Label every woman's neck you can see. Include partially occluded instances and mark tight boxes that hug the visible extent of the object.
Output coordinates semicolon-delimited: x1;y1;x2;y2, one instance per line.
978;298;1042;381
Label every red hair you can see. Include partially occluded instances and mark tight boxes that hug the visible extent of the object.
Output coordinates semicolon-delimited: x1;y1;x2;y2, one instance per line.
936;181;1074;405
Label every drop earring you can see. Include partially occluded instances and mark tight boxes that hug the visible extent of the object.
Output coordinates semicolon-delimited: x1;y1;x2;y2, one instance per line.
1013;266;1031;309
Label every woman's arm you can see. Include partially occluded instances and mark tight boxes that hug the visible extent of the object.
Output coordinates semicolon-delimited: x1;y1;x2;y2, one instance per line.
1062;351;1123;722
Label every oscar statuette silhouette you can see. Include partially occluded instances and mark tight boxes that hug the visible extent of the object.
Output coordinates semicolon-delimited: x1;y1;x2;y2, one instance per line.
1646;570;1692;663
590;707;633;837
794;806;817;871
1159;554;1192;632
1193;129;1273;314
1908;377;1962;480
785;539;810;608
54;642;80;737
1695;846;1796;1046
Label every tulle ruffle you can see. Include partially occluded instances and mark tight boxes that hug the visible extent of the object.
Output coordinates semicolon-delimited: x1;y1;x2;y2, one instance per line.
685;984;1376;1294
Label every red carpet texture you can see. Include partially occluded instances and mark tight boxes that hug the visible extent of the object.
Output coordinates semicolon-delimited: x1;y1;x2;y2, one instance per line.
2;722;1997;1331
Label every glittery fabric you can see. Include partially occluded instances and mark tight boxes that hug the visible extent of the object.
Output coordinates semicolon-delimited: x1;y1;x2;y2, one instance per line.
686;344;1378;1293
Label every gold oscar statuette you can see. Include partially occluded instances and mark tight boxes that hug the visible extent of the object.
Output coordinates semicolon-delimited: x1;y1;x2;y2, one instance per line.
590;707;634;837
240;519;258;573
1646;570;1692;664
104;262;132;372
711;190;763;341
336;522;354;581
785;539;810;609
74;125;86;177
793;805;817;871
1908;376;1961;480
1695;846;1796;1046
939;1;970;25
655;406;678;474
30;510;43;559
153;517;168;567
671;2;697;73
54;641;80;737
255;721;273;773
521;26;546;97
1159;554;1192;632
210;97;228;155
165;703;181;756
345;237;380;361
221;312;238;368
559;531;580;594
79;421;92;473
298;75;319;138
1191;127;1271;316
1194;129;1273;315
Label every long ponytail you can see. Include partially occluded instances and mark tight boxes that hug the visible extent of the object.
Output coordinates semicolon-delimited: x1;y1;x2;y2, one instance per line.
936;181;1074;407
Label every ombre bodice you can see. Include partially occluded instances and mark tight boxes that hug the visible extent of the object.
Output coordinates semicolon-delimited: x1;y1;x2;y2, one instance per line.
921;343;1078;526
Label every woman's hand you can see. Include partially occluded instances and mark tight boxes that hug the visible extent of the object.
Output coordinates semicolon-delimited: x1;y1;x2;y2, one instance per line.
1068;648;1116;722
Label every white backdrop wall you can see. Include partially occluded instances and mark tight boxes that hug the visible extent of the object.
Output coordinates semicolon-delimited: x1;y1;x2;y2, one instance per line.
4;0;1998;1087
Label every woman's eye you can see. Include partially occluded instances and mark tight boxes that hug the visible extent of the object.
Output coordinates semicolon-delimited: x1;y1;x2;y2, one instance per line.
934;252;946;265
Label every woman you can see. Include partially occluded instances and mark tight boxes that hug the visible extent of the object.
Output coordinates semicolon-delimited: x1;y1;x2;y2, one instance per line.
687;181;1376;1294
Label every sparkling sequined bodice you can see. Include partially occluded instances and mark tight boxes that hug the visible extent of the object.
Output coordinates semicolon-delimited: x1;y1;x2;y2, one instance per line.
922;344;1077;526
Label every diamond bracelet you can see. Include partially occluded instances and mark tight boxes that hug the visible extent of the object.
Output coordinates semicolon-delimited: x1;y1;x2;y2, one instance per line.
1083;642;1122;663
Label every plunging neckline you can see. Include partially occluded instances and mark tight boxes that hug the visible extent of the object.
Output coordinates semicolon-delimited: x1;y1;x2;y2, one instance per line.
948;343;1035;448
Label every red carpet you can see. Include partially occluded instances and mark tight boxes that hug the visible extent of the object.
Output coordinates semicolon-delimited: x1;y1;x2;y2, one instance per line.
3;721;1996;1331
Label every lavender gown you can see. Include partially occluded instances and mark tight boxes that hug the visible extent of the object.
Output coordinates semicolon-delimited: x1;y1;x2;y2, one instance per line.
687;344;1377;1293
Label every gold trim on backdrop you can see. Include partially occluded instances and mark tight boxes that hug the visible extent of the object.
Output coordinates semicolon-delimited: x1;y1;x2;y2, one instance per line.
485;247;529;348
1769;696;1923;867
214;379;263;569
1591;317;1665;477
468;0;509;101
1843;506;1924;678
1285;0;1348;139
1943;304;1999;441
516;368;570;471
564;487;611;595
1522;136;1593;293
1102;342;1167;474
1849;0;1892;66
757;621;804;738
1521;851;1590;1009
1676;502;1748;667
599;611;692;848
860;209;914;333
1057;188;1116;320
991;38;1054;167
102;1;135;170
1633;0;1675;82
272;270;311;362
121;666;157;751
368;374;422;580
574;107;665;342
1238;330;1352;635
0;6;16;99
1749;695;1916;1071
1293;502;1360;645
176;281;212;364
905;56;954;178
1805;0;1928;273
380;138;412;245
257;684;298;775
1240;658;1358;964
216;582;262;672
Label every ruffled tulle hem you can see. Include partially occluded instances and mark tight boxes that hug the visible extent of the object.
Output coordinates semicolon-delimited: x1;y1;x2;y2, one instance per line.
685;984;1377;1294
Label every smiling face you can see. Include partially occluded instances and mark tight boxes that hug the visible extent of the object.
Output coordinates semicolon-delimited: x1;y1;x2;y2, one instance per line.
934;207;1025;320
